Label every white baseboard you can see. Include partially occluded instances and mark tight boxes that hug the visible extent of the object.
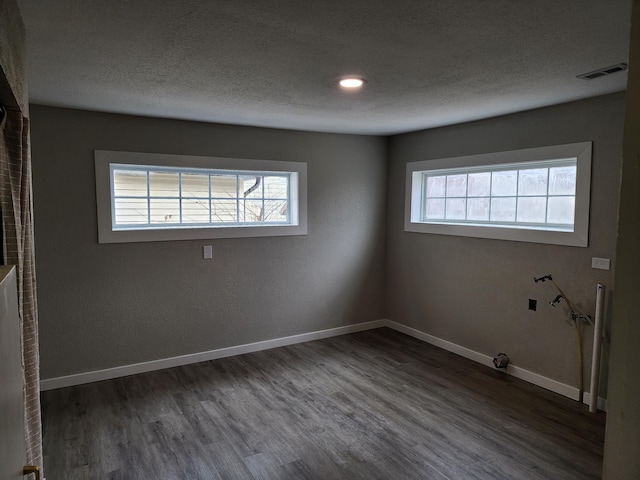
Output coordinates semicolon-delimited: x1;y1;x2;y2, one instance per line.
40;320;386;391
384;320;607;411
40;318;608;411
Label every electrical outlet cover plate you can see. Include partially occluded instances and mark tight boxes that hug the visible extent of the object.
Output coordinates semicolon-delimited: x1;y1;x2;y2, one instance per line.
591;257;611;270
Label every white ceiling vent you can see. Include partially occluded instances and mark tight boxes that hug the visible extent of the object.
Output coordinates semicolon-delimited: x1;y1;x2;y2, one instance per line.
577;63;628;80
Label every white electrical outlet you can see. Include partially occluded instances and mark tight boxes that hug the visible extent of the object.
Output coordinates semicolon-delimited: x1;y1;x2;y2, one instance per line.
203;245;213;260
591;257;611;270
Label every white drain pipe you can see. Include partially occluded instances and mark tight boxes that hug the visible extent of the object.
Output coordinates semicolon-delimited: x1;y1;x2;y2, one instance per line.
589;283;605;413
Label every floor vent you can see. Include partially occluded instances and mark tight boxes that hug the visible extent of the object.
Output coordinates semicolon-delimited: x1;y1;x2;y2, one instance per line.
577;63;628;80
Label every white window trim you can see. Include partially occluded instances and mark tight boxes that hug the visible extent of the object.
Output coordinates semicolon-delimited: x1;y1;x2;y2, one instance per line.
404;142;592;247
95;150;307;244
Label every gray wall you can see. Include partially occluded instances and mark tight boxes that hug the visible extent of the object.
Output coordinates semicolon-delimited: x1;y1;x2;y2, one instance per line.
31;94;626;397
603;1;640;477
387;93;624;392
30;106;388;379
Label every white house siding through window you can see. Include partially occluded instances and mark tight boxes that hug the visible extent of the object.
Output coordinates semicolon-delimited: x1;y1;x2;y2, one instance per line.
111;167;290;228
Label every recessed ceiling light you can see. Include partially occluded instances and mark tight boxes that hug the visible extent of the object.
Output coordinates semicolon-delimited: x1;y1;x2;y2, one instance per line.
339;77;365;89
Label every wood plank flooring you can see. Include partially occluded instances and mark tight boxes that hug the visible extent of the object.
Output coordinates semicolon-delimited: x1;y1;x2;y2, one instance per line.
41;328;606;479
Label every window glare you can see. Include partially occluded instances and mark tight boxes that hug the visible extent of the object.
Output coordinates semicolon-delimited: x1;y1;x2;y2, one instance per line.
490;197;516;222
549;166;577;195
446;175;467;197
415;160;578;231
517;197;547;223
468;172;490;197
518;168;548;196
491;170;518;196
426;176;446;197
426;198;445;218
405;142;591;247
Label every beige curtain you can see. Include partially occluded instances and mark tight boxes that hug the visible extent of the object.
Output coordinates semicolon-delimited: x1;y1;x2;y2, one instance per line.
0;108;42;472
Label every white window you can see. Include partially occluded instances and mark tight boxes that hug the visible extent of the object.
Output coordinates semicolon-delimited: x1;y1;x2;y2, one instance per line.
95;151;307;243
405;142;592;246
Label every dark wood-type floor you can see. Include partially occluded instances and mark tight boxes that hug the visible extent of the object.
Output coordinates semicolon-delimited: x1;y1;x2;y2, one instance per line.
42;328;606;480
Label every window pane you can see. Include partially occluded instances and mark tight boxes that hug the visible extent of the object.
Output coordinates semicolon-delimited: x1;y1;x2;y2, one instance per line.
113;170;147;197
517;197;547;223
211;175;237;198
468;172;490;197
264;176;288;199
445;198;466;220
547;196;575;224
101;153;305;244
264;200;288;222
182;198;210;223
425;198;445;219
490;197;516;222
150;199;180;224
149;171;179;197
211;200;237;222
491;170;517;196
549;166;577;195
518;168;548;196
114;198;148;224
404;142;590;246
446;174;467;197
181;173;209;197
240;200;264;222
240;175;263;199
426;176;446;198
467;197;490;221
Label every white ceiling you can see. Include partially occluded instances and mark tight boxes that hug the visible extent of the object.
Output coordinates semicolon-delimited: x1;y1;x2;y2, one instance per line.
19;0;632;135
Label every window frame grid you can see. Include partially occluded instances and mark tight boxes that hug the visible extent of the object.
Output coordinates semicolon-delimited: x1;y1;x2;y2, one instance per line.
96;150;307;244
110;164;292;230
405;142;592;247
418;158;577;230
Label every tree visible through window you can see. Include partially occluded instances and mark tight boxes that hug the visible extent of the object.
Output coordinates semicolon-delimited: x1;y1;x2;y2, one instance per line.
111;166;292;229
95;150;307;243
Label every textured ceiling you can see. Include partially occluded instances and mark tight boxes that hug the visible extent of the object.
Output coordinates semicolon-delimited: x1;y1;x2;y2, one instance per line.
19;0;632;135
